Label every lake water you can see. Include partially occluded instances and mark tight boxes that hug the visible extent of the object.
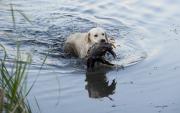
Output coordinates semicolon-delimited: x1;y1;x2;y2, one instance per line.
0;0;180;113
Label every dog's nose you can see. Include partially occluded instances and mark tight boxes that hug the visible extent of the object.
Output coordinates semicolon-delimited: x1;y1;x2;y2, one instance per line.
100;39;106;43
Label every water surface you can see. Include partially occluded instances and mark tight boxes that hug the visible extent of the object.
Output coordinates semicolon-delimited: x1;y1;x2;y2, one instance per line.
0;0;180;113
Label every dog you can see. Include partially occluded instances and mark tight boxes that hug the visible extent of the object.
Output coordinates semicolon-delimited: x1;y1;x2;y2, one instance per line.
64;27;109;58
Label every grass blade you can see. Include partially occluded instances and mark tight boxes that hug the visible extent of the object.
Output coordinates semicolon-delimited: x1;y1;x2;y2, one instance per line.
10;3;16;29
16;10;32;25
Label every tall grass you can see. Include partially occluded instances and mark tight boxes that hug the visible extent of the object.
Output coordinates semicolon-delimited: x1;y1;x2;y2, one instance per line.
0;43;32;113
0;3;36;113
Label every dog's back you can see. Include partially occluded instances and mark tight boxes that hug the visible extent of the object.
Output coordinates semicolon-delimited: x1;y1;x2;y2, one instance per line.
64;33;88;58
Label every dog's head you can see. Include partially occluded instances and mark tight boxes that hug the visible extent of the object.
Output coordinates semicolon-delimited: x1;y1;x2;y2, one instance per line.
87;27;108;44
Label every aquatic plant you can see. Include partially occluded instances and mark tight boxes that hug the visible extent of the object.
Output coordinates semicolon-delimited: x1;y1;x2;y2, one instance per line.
0;3;40;113
0;43;32;113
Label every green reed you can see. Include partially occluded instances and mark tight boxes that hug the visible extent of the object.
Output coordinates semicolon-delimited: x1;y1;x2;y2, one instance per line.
0;3;41;113
0;43;32;113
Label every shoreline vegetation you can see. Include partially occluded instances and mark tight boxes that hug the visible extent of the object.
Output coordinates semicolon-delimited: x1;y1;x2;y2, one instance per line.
0;88;3;112
0;43;32;113
0;3;44;113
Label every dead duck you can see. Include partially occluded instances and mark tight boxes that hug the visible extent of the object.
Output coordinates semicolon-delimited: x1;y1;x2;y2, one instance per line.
86;39;116;70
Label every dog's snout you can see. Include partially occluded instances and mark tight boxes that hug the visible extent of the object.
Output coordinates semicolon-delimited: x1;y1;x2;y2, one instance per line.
100;39;106;43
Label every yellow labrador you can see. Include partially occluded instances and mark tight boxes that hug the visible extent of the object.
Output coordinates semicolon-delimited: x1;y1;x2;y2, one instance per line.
64;27;109;58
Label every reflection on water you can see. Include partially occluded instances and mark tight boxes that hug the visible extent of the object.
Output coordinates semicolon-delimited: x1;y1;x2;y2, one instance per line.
85;69;116;100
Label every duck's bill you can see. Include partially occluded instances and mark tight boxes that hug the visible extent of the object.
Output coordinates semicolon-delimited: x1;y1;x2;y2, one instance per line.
111;43;116;48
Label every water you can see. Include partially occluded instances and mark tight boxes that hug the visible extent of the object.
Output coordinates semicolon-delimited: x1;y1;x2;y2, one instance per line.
0;0;180;113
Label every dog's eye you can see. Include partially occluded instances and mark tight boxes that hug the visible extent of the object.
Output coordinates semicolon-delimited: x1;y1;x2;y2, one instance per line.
102;33;105;36
94;34;98;37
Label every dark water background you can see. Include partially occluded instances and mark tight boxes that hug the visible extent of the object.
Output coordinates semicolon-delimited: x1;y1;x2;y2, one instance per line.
0;0;180;113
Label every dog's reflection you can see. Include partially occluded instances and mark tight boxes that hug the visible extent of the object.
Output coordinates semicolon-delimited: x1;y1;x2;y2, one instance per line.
85;69;116;100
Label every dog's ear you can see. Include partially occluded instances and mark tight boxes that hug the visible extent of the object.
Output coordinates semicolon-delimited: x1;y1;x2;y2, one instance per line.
87;32;91;43
105;33;108;42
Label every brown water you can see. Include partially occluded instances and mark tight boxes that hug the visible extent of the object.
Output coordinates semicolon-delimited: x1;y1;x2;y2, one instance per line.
0;0;180;113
